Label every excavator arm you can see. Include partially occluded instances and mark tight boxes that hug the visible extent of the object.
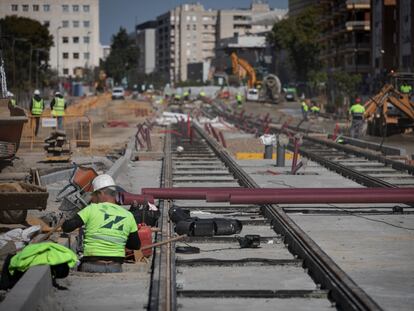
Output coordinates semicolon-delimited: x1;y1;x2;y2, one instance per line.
230;52;256;88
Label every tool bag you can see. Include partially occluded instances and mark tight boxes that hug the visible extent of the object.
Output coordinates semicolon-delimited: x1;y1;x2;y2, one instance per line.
129;201;160;227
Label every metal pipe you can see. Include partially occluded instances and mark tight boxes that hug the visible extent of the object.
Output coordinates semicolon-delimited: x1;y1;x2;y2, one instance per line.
276;141;285;167
229;193;414;204
218;131;227;148
118;192;155;205
291;136;300;173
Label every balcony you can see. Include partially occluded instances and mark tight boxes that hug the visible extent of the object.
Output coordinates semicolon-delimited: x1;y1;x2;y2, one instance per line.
345;0;370;10
345;21;370;31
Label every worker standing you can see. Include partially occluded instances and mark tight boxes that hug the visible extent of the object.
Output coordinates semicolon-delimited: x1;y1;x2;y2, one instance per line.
7;91;16;108
50;91;66;130
310;101;320;117
183;89;190;101
236;93;243;106
349;97;366;138
30;89;44;136
62;174;140;273
301;99;309;121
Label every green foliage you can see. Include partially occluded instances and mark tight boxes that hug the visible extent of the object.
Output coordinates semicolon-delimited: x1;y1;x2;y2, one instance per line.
103;27;139;84
267;7;322;81
0;15;53;91
331;72;361;98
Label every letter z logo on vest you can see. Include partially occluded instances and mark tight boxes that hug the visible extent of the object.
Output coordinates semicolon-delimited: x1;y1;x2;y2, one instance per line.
101;213;126;230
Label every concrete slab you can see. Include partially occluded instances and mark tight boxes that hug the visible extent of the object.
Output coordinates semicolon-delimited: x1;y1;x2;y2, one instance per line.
178;297;333;311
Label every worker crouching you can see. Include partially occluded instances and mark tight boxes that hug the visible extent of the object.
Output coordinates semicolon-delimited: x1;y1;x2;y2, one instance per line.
62;174;140;273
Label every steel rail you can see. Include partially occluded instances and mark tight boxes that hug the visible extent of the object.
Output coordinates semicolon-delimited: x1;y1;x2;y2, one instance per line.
193;122;382;310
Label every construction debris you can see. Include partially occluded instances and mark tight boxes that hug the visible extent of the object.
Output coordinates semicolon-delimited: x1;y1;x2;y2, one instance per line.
44;130;71;162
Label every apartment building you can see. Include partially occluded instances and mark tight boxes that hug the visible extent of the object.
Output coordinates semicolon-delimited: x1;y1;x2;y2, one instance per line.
155;1;284;83
0;0;100;77
398;0;414;72
156;3;217;83
318;0;371;75
136;21;157;74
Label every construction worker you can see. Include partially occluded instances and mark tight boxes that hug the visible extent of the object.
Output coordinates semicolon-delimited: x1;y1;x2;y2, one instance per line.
183;89;190;101
199;89;206;99
349;97;366;138
7;91;16;108
50;91;67;130
236;93;243;106
62;174;140;273
30;89;44;136
310;101;320;117
400;82;412;94
301;99;309;121
174;93;181;104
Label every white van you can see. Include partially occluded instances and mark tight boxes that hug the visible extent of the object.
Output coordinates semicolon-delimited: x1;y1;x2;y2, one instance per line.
246;88;259;101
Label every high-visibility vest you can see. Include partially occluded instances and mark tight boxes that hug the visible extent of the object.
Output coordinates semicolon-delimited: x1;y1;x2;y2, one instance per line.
301;101;309;112
236;94;242;101
183;91;189;97
52;97;65;116
199;91;206;97
77;202;138;258
9;242;77;275
31;98;44;115
174;94;181;99
400;84;412;94
349;103;365;118
10;99;16;107
311;106;320;112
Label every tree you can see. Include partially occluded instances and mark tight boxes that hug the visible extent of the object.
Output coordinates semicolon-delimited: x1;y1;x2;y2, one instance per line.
267;7;321;82
0;15;53;92
103;27;139;85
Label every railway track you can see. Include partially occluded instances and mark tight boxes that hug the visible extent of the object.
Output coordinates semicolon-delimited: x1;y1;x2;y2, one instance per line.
149;123;382;310
204;103;414;190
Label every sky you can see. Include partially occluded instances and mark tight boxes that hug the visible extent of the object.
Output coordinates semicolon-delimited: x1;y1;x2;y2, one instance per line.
99;0;288;45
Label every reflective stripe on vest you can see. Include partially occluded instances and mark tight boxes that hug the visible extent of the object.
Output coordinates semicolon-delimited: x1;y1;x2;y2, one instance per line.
31;98;44;115
52;97;65;116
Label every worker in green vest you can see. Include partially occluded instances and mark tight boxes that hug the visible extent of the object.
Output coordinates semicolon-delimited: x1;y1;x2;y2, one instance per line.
7;91;16;108
62;174;140;273
349;97;366;138
236;93;243;106
199;90;206;99
183;89;190;101
30;89;44;136
301;99;309;121
50;91;67;130
310;101;320;117
400;82;412;94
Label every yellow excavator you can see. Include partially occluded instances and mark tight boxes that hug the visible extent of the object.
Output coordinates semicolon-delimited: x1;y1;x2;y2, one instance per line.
365;72;414;136
230;52;257;88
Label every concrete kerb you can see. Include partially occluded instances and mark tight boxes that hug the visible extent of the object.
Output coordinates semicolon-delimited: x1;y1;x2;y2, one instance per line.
0;266;52;311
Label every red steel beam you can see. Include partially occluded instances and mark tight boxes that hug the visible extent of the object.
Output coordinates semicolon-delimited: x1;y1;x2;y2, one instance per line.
229;193;414;204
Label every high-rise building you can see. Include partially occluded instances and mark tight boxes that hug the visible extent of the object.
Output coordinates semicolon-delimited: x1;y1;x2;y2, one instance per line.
0;0;100;77
155;1;284;83
371;0;398;76
318;0;371;75
136;21;157;74
398;0;414;72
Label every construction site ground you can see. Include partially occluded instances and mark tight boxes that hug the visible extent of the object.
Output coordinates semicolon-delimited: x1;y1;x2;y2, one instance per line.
1;95;413;310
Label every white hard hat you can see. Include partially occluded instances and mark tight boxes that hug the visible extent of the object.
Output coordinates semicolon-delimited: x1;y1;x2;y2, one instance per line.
176;146;184;153
34;89;40;95
55;91;61;96
92;174;116;192
6;91;14;97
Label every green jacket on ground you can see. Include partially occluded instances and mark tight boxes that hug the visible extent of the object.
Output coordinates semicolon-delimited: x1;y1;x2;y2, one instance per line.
9;242;78;275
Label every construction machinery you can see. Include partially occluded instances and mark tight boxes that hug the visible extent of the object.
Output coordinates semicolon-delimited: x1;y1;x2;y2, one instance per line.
230;52;281;103
365;72;414;136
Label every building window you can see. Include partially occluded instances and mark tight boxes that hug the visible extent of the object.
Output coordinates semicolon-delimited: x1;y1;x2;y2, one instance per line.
73;21;79;28
43;5;50;12
11;5;18;11
73;5;79;12
62;20;69;28
193;25;196;31
63;53;69;59
62;5;69;12
22;5;29;12
83;36;90;43
62;37;69;44
83;5;90;12
84;52;90;60
186;25;190;30
33;5;39;12
43;21;50;28
63;68;69;75
73;37;79;43
73;53;79;59
83;21;90;28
